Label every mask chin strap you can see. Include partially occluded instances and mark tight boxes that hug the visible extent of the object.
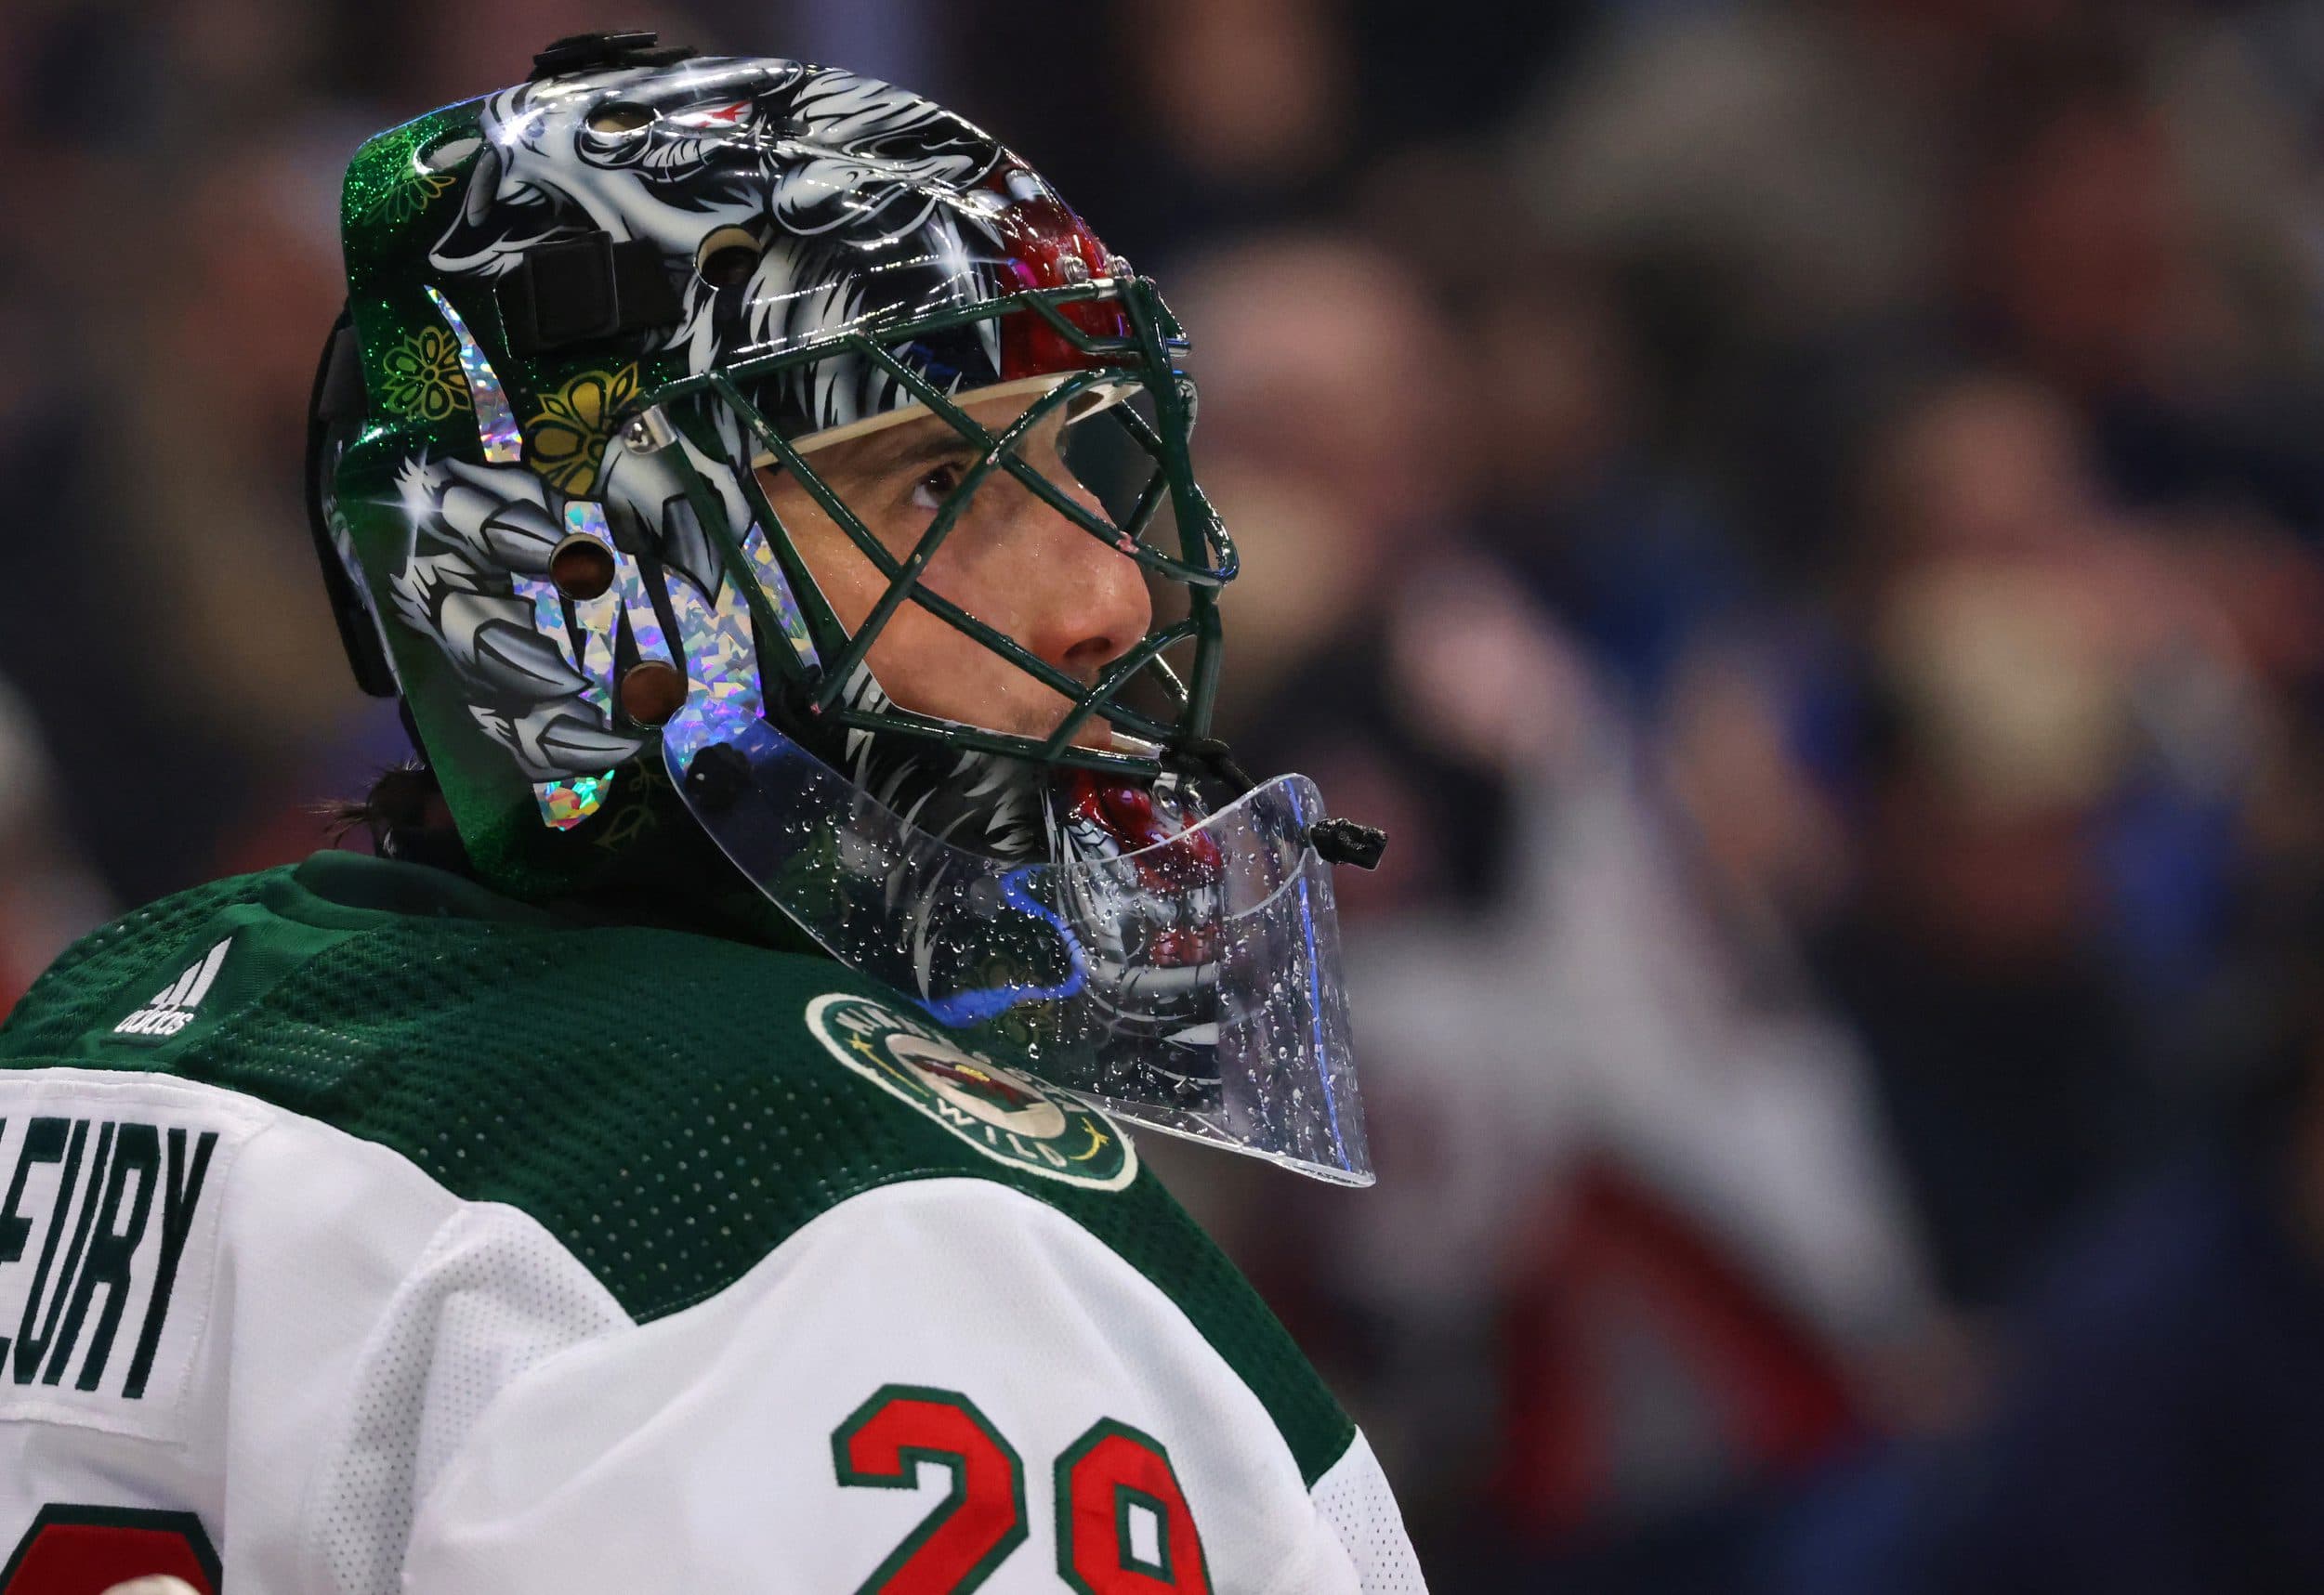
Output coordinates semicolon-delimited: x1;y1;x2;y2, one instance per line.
1168;737;1389;870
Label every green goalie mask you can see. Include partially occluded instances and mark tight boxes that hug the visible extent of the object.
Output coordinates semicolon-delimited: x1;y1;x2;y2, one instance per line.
307;32;1385;1183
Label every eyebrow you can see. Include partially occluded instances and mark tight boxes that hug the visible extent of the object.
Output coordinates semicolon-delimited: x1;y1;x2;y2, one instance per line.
823;423;981;481
814;400;1067;483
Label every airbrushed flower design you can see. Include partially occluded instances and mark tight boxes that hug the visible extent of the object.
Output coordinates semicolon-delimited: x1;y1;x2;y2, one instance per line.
354;124;482;227
524;364;638;496
386;163;457;223
377;326;472;421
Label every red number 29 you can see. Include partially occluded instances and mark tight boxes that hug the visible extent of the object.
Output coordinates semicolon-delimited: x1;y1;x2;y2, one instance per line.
832;1385;1028;1594
1;1506;220;1595
1057;1420;1212;1594
833;1391;1210;1594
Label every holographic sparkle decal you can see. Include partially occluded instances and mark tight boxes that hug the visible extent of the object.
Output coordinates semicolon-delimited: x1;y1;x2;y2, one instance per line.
612;543;676;672
512;572;568;660
425;286;520;464
539;773;614;829
561;502;621;715
511;503;793;827
519;502;624;830
386;454;647;794
663;554;765;765
742;524;819;667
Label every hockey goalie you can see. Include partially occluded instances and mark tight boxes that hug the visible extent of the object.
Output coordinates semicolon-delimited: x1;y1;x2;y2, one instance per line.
0;31;1424;1595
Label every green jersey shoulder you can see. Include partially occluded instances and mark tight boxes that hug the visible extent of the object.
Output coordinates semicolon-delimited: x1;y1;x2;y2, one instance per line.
0;851;1352;1481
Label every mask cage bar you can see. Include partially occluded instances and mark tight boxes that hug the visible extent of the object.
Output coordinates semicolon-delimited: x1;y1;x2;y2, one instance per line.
647;277;1228;778
719;373;1189;749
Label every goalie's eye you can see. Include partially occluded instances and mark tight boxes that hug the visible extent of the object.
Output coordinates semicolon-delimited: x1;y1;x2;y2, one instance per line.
912;461;968;510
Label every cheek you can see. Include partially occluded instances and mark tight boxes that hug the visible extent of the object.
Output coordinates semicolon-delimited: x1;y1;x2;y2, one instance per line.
780;481;1006;631
866;603;973;674
781;505;886;630
768;480;1044;721
859;602;1031;731
916;535;1023;635
798;519;1005;691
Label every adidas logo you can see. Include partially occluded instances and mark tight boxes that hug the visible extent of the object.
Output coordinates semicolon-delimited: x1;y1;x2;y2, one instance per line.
113;938;233;1039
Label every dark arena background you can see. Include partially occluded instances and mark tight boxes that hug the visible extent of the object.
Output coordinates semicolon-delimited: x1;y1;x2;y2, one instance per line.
12;1;2324;1588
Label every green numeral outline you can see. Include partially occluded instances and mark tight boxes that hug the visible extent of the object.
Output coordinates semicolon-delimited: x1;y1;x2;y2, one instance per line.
830;1383;1028;1594
1115;1484;1175;1580
1055;1418;1212;1594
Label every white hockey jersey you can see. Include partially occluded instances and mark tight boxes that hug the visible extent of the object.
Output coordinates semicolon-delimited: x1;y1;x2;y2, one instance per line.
0;852;1425;1593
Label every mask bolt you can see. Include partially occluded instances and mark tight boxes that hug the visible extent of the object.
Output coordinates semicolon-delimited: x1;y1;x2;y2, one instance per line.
549;534;617;601
620;410;673;452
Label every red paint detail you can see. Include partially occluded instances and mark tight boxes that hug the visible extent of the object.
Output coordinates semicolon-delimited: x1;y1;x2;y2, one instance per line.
673;99;751;127
1059;772;1223;892
843;1395;1019;1593
1063;1431;1210;1593
2;1521;217;1595
1145;928;1215;970
913;1055;1043;1109
985;164;1136;384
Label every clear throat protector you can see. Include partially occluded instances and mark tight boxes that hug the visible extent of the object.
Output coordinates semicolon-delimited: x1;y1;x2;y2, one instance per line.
672;722;1371;1184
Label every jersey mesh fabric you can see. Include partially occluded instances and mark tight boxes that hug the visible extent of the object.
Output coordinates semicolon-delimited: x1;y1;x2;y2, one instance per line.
0;856;1357;1485
1311;1432;1431;1592
1;874;256;1036
313;1202;629;1595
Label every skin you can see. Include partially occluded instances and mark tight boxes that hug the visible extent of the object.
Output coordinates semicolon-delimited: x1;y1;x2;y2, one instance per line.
757;390;1152;748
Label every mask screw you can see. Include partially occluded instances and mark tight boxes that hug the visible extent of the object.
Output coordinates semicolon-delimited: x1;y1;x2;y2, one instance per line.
620;660;689;726
549;534;617;601
620;410;672;453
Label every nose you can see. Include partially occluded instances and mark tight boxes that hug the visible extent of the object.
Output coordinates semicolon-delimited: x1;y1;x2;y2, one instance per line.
1009;476;1153;684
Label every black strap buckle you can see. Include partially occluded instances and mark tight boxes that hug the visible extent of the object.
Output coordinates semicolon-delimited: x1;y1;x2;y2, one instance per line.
531;31;697;80
496;232;683;355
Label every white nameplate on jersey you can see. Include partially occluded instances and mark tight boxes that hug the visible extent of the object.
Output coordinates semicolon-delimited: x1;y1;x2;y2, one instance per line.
807;993;1137;1190
0;1074;256;1441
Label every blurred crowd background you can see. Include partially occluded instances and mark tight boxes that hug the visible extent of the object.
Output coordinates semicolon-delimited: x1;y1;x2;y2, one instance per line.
12;0;2324;1588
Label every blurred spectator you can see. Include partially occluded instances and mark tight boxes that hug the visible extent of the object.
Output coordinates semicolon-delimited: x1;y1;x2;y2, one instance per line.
1175;229;1511;913
1771;928;2324;1595
20;0;2324;1588
0;678;112;1013
1807;373;2284;1309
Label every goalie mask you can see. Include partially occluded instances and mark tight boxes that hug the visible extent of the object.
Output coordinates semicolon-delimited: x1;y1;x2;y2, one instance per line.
309;33;1380;1183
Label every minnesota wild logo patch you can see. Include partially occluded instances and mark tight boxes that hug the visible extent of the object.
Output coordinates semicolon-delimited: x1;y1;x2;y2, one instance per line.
807;993;1136;1191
